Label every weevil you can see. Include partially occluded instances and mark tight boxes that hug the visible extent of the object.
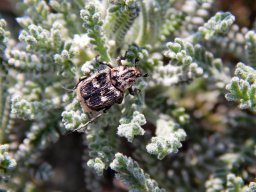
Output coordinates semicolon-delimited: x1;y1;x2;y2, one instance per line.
74;56;147;131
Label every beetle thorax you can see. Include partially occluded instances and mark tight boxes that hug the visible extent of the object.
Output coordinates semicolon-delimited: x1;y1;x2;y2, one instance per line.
111;66;141;91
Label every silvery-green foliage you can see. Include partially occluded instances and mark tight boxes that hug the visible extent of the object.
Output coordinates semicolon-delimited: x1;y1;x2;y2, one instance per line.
0;19;11;142
0;146;14;191
194;12;235;41
0;0;256;191
11;96;51;120
15;122;61;161
226;174;244;192
0;19;9;59
117;111;146;142
205;177;224;192
105;0;139;54
245;31;256;67
110;153;166;192
117;77;147;143
146;117;186;160
0;145;16;181
61;97;88;130
159;11;185;42
181;0;213;35
169;106;190;125
206;24;248;60
205;174;256;192
85;122;116;175
152;11;233;87
244;183;256;192
138;0;178;45
80;4;110;61
82;105;122;175
226;63;256;111
83;149;104;191
155;38;229;87
5;49;49;72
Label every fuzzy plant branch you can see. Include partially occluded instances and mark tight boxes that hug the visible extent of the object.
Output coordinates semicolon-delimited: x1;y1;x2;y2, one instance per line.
5;49;49;72
244;183;256;192
124;43;155;72
17;22;75;77
146;116;186;160
1;0;256;191
83;149;104;191
153;38;229;86
0;19;12;144
117;111;146;142
48;0;83;34
11;97;52;120
14;121;62;162
205;173;256;192
16;0;51;27
159;11;185;42
62;98;118;176
10;80;63;122
204;24;248;61
226;62;256;111
110;153;166;192
83;105;124;175
86;124;115;175
117;76;147;143
0;19;9;63
137;0;147;45
0;144;16;182
80;4;110;61
137;0;177;45
105;0;140;54
181;0;214;34
245;31;256;67
61;81;124;176
193;12;235;42
0;96;13;143
61;97;89;130
19;23;62;52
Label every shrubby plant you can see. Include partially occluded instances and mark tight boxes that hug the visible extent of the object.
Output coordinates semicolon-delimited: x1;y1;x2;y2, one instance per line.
0;0;256;191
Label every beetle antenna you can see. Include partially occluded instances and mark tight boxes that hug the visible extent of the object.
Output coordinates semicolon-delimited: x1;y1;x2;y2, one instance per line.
124;50;128;58
95;55;100;62
61;85;75;93
72;112;103;132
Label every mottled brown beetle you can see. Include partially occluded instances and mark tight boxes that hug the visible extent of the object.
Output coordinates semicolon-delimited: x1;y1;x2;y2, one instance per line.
74;56;147;131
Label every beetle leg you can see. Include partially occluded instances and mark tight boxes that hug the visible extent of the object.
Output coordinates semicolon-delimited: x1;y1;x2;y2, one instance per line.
73;112;103;132
128;87;141;95
117;55;126;66
98;61;114;69
116;95;124;104
103;106;111;113
79;76;88;81
117;56;122;65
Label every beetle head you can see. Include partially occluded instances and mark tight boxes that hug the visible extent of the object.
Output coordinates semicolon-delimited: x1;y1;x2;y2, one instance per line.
111;66;142;91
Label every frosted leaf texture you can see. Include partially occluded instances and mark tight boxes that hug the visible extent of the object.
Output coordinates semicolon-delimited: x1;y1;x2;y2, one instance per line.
117;111;146;142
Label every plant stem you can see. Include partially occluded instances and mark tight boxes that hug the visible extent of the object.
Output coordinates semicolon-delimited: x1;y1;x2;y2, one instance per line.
137;0;148;45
